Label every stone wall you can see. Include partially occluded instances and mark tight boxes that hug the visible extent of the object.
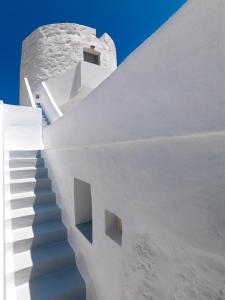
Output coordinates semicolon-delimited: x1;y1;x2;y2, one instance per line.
20;23;117;100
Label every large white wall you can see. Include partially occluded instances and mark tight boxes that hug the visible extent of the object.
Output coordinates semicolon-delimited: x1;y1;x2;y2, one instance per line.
0;101;4;300
44;1;225;148
42;1;225;299
44;135;225;300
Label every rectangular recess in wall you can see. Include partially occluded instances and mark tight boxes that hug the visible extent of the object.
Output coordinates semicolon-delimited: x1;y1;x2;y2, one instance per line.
105;210;122;246
83;48;101;65
74;178;92;243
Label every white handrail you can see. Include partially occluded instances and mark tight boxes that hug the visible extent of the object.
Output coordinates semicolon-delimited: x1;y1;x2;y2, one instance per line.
24;78;36;108
42;82;63;117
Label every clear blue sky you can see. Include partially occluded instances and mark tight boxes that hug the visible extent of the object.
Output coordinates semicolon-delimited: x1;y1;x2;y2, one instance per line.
0;0;186;105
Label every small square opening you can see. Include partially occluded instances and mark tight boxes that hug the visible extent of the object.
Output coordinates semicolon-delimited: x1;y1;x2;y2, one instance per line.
105;210;122;245
83;48;100;65
74;178;92;243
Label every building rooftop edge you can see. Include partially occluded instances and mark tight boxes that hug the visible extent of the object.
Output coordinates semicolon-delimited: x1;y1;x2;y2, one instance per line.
22;23;97;46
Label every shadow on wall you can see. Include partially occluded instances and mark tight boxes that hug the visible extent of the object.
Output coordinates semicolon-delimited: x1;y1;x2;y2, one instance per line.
74;178;93;244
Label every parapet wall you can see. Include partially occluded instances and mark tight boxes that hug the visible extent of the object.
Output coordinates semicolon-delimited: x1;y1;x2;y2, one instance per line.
20;23;117;101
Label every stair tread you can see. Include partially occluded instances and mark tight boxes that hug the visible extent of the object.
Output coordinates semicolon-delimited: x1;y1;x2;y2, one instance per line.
8;158;43;162
8;157;44;168
11;221;66;243
10;203;60;219
16;266;85;300
14;241;73;273
9;150;41;159
9;166;47;171
10;190;55;200
9;150;41;153
7;150;85;298
9;177;49;184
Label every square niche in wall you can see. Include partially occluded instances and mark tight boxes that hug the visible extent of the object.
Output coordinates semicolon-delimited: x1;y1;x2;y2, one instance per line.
74;178;92;243
105;210;122;246
83;47;101;65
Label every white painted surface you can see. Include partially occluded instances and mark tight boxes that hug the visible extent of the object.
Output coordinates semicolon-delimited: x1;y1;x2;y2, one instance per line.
23;78;36;107
20;78;36;107
0;101;5;300
4;105;43;150
44;136;225;300
80;61;114;90
45;61;114;111
20;23;117;103
74;178;92;225
44;66;78;108
44;0;225;149
41;82;63;123
42;1;225;299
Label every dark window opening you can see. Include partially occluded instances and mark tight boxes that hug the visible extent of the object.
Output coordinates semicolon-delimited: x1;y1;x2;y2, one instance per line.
83;48;101;65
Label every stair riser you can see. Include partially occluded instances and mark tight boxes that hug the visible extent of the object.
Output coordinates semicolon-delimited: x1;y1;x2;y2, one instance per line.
58;288;86;300
10;168;48;179
9;179;51;194
14;252;75;286
9;151;41;159
9;158;44;168
12;229;67;254
26;266;86;300
10;193;56;209
10;210;61;229
57;288;86;300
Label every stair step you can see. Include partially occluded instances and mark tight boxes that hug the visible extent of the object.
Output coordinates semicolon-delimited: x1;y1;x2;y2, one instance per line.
8;203;61;229
9;150;41;159
10;191;56;209
6;149;86;299
9;167;48;179
16;265;86;300
9;158;45;168
14;241;75;286
8;177;51;194
10;221;67;253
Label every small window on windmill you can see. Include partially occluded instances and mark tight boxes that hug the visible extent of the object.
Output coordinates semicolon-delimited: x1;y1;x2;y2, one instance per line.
35;94;40;99
83;45;101;65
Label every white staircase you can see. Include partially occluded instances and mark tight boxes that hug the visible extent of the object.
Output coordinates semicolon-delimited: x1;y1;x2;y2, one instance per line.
36;103;50;126
5;150;86;300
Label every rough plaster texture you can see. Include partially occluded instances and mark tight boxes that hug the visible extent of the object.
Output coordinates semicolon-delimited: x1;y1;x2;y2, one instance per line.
20;23;117;102
44;136;225;300
42;0;225;299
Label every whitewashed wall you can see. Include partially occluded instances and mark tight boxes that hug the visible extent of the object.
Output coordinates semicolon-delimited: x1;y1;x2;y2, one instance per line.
44;61;114;111
0;101;5;300
43;1;225;299
19;77;36;108
4;105;43;150
20;23;117;104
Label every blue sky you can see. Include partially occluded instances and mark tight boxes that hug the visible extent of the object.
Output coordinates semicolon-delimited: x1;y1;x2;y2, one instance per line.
0;0;186;105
